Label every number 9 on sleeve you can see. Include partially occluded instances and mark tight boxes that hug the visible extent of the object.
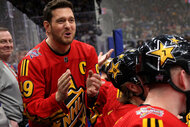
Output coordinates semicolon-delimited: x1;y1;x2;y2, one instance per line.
22;80;34;98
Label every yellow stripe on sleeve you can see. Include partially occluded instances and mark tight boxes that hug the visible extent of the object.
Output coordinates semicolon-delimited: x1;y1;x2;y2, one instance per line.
143;118;148;127
150;118;156;127
158;119;163;127
25;60;29;76
20;60;24;76
21;59;29;76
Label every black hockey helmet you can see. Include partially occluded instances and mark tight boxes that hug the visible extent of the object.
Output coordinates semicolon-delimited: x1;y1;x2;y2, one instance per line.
99;58;113;73
138;34;190;84
106;50;141;89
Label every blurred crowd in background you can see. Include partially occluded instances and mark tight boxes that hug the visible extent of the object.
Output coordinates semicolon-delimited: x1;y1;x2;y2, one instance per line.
110;0;190;49
0;0;190;65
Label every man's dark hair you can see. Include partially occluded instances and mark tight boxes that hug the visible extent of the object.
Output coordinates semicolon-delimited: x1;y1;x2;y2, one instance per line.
0;27;9;32
43;0;73;23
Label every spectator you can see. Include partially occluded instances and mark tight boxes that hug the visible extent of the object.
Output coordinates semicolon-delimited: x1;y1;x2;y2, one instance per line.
0;27;23;127
13;50;28;73
111;0;190;48
17;0;102;127
114;35;190;127
0;104;9;127
16;50;28;64
184;34;190;42
136;40;144;48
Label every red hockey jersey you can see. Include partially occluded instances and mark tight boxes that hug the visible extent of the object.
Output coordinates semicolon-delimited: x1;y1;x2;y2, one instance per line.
101;79;121;114
18;39;100;127
114;105;187;127
96;103;137;127
90;79;137;127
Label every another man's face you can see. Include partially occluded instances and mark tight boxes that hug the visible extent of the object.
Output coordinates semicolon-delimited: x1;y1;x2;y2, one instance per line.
0;31;13;61
49;7;76;45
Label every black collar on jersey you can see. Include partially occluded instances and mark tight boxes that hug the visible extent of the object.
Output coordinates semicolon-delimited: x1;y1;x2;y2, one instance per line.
46;41;71;56
138;104;151;107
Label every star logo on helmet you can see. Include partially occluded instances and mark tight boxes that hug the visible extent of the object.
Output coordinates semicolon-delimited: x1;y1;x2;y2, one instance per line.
104;58;113;68
108;62;120;79
118;54;124;59
169;38;179;44
146;40;176;67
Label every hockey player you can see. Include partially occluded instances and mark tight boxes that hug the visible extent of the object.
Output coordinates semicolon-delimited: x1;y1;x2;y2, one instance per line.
114;34;190;127
93;50;149;127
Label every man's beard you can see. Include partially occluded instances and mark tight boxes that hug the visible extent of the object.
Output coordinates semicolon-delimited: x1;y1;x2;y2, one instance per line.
51;29;74;46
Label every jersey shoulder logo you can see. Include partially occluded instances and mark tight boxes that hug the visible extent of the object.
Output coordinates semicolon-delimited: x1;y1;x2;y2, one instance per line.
136;106;164;118
26;48;41;59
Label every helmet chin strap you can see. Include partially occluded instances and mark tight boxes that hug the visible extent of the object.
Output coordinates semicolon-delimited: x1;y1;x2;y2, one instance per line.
137;92;146;101
168;79;190;116
138;86;146;101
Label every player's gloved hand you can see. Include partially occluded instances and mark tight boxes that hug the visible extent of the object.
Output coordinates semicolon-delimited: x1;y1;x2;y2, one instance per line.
86;70;102;97
55;69;71;103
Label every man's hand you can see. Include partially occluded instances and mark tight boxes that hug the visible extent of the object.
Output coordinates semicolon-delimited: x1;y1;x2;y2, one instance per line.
56;69;71;103
10;120;19;127
86;70;102;97
98;49;114;67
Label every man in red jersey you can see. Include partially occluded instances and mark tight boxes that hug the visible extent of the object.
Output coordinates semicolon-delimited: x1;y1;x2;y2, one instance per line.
17;0;103;127
91;51;149;127
114;35;190;127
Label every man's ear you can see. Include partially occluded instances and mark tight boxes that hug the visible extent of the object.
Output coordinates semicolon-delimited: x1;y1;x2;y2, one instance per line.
126;83;139;93
43;21;51;34
179;70;188;90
